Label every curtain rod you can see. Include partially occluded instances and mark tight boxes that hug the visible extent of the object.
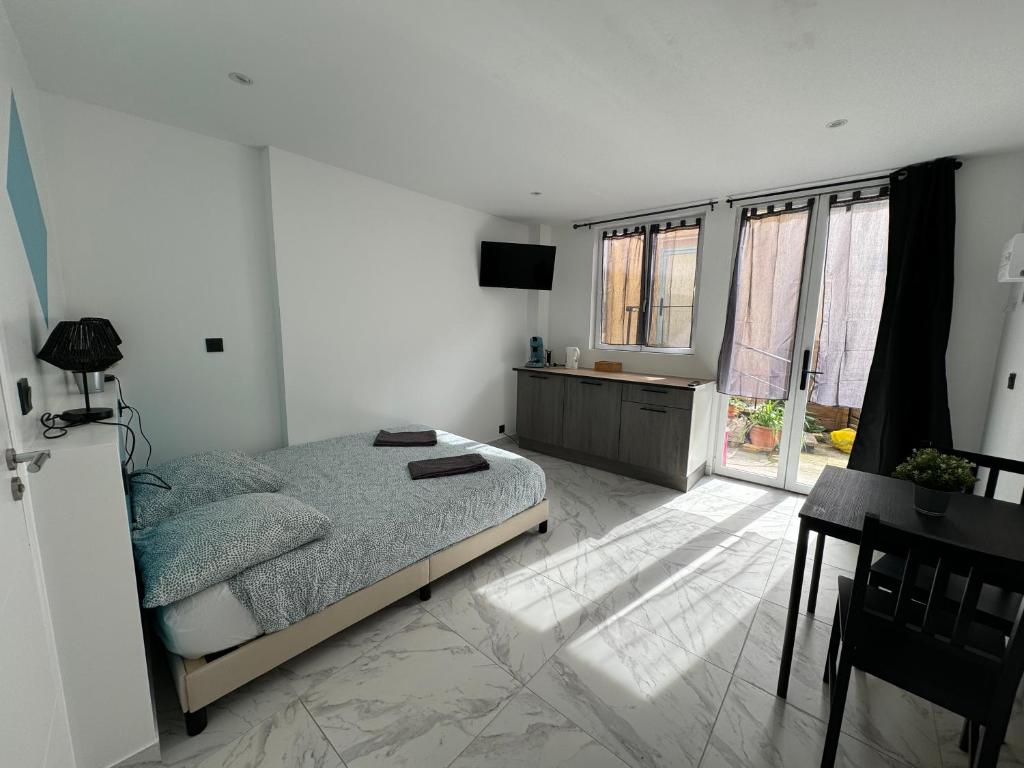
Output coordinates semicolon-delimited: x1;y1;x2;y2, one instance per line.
725;159;962;208
726;173;890;208
572;198;718;230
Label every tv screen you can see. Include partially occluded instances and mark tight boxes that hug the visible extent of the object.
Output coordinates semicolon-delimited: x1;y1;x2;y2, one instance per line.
479;241;556;290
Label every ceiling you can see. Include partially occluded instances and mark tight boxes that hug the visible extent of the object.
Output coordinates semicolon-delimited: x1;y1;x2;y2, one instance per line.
6;0;1024;222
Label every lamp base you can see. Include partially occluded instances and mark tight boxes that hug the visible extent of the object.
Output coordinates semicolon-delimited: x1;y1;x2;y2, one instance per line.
59;407;114;425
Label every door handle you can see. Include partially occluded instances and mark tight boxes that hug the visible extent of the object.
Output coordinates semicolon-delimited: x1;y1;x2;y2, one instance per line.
5;448;51;473
799;350;823;392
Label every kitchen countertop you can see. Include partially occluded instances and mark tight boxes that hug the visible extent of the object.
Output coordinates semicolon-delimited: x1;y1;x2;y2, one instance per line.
513;366;714;390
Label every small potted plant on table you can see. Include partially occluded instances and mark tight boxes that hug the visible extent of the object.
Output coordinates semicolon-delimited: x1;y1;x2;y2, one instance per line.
748;400;784;451
892;447;977;517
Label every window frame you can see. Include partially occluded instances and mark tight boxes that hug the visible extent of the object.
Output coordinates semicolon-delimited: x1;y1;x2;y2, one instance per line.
591;212;706;355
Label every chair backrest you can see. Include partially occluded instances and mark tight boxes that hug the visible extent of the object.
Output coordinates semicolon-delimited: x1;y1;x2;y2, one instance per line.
950;448;1024;504
846;511;1024;669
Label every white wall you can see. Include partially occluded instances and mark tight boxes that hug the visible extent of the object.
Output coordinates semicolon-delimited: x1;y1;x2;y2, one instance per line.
978;155;1024;501
39;92;286;465
951;151;1024;452
268;147;530;445
0;29;67;444
549;150;1024;453
548;204;736;381
0;3;75;766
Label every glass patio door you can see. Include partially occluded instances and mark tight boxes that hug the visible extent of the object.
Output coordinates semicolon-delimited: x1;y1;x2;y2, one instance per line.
783;191;889;492
713;187;890;493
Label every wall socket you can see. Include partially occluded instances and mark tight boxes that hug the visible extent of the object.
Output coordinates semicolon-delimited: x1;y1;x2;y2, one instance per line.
498;424;505;434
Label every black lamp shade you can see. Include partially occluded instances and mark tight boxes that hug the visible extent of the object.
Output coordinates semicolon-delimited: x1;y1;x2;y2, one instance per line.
37;320;123;372
80;317;122;346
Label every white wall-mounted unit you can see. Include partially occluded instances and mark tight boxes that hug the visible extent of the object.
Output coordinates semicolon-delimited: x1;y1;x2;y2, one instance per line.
999;233;1024;282
25;394;158;767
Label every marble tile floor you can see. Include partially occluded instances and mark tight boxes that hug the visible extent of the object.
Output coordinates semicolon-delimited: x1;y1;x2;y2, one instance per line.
133;440;1023;768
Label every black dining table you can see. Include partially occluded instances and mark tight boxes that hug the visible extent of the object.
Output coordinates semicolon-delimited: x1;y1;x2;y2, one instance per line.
777;465;1024;698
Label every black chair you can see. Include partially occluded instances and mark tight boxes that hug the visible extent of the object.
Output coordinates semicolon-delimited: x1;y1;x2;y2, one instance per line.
821;510;1024;768
870;450;1024;634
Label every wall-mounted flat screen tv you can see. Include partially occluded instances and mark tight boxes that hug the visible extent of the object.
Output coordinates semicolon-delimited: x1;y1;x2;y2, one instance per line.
479;241;556;290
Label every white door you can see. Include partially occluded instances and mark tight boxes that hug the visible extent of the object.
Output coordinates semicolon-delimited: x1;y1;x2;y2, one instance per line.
713;186;890;493
0;374;72;764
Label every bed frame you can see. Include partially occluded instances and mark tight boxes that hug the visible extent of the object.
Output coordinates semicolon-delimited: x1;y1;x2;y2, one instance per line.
166;499;549;736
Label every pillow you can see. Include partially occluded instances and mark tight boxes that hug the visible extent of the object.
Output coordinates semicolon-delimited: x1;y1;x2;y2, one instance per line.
130;450;286;530
132;493;331;608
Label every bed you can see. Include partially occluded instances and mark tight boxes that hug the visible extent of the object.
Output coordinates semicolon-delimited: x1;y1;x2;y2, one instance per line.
134;428;547;736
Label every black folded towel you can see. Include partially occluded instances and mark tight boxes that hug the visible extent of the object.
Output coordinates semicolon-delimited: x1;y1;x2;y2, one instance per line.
408;453;490;480
374;429;438;447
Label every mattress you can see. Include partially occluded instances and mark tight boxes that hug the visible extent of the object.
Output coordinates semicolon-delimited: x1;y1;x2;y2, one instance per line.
154;582;261;659
155;429;545;657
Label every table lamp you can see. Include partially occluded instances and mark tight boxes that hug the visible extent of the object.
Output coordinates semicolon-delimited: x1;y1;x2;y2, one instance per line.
37;319;123;423
76;317;123;394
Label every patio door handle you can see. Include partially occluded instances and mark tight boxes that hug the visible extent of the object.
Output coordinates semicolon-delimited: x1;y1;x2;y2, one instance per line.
799;350;822;391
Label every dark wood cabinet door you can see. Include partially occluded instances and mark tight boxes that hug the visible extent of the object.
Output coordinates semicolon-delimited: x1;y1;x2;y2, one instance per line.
516;371;565;445
618;401;690;477
561;378;622;460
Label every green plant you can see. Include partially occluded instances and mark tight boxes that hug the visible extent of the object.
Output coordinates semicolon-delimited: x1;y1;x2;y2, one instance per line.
892;448;977;493
803;413;826;434
729;396;750;413
749;400;785;431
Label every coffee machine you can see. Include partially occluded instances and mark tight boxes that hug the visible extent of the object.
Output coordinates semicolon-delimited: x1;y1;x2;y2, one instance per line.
524;336;545;368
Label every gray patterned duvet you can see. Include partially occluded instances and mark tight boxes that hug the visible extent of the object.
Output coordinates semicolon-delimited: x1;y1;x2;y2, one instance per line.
224;429;545;633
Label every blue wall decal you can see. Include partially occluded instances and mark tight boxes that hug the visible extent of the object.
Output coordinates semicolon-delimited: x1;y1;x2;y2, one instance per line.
7;92;47;322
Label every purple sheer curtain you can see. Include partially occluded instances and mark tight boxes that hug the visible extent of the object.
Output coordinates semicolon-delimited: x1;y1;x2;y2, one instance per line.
810;199;889;408
717;204;813;400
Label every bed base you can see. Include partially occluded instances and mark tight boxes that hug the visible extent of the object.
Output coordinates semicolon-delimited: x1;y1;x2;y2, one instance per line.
166;499;549;735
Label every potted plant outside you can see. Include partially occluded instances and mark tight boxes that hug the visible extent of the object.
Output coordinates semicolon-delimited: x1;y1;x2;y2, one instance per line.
892;448;977;517
748;400;784;451
728;397;749;419
727;413;750;446
802;414;826;453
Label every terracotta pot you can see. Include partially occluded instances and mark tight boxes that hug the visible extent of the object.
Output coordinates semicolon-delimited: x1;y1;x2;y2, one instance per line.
748;424;780;450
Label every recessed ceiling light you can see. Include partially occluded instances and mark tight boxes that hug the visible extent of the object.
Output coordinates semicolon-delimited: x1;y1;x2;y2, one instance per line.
228;72;254;86
530;191;542;196
826;118;848;129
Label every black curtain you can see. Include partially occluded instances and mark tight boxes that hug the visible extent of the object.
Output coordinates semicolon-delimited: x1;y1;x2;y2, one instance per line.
848;158;957;475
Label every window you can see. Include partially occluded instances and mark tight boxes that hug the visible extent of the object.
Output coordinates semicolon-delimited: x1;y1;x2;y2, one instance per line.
596;217;703;352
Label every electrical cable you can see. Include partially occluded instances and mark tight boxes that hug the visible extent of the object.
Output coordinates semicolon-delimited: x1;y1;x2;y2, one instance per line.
113;376;152;467
128;470;170;490
122;405;136;472
39;376;155;479
39;412;137;473
40;411;70;439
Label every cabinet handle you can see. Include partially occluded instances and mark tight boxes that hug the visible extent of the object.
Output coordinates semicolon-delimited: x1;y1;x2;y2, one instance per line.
641;387;668;394
580;381;602;386
641;407;667;414
529;374;549;380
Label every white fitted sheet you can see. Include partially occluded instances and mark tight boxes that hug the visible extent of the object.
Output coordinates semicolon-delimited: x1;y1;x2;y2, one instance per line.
154;581;262;659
